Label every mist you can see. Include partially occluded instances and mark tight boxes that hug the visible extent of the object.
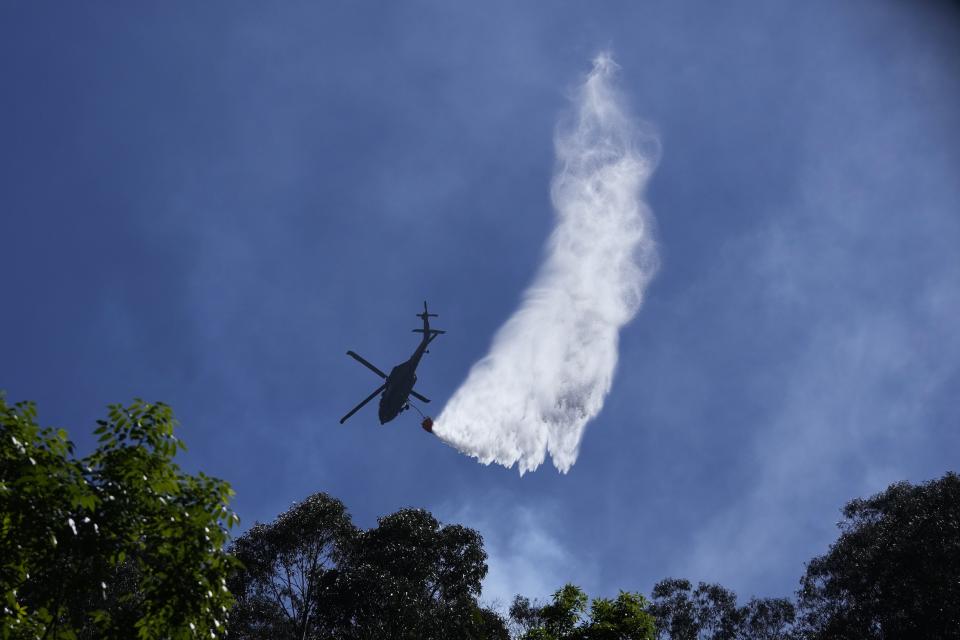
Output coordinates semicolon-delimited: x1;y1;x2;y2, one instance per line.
433;54;659;473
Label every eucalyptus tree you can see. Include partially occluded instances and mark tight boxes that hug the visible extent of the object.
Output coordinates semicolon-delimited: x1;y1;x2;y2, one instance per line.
228;497;507;639
798;472;960;639
227;493;356;639
648;578;795;640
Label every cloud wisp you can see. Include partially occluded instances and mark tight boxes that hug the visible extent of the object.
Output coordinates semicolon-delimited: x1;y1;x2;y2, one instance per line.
434;54;659;473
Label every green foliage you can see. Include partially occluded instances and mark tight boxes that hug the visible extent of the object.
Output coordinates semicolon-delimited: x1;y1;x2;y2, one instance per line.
228;496;507;639
797;472;960;639
0;396;239;640
513;585;655;640
588;592;656;640
540;584;588;638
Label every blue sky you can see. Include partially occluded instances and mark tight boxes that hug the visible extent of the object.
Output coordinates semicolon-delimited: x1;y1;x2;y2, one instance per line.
3;0;959;607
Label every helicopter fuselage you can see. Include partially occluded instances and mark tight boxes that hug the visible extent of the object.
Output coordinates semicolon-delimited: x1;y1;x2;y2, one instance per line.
378;361;418;424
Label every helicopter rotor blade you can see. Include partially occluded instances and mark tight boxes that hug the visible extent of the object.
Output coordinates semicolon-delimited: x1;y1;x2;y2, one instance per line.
346;351;387;379
339;383;387;424
410;390;430;404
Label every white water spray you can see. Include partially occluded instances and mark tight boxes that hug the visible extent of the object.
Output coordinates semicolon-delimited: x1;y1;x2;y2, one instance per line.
433;54;659;473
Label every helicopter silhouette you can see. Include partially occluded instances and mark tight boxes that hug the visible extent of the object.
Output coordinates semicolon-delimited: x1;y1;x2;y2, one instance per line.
339;301;445;430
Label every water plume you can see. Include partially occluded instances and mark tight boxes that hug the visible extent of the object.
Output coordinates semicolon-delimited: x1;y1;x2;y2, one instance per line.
434;54;659;473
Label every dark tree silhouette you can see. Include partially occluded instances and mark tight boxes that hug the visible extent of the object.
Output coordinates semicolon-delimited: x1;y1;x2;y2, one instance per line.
797;472;960;639
337;507;506;639
648;578;795;640
510;595;547;637
227;493;356;639
227;495;507;639
738;598;797;640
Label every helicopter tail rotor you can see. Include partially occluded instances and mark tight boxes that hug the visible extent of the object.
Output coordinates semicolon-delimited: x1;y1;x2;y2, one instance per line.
414;301;445;336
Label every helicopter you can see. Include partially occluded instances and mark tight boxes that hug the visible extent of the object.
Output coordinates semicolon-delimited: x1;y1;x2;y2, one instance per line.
339;301;445;432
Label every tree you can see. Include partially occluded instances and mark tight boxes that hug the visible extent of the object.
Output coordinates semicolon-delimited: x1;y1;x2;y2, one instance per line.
227;496;508;639
797;472;960;639
510;595;546;638
1;396;238;640
511;584;656;640
227;493;356;639
738;598;796;640
648;579;795;640
586;590;657;640
649;579;734;640
344;507;497;639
